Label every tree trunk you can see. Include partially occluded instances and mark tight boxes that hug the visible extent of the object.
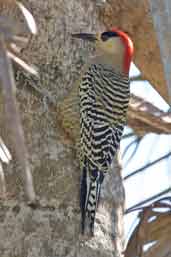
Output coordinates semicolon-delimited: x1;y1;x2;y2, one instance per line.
0;1;125;256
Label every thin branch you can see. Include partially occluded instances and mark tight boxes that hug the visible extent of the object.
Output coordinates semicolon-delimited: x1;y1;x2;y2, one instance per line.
123;151;171;180
0;137;11;198
0;37;36;202
122;132;135;139
125;187;171;214
8;50;38;75
0;1;38;203
122;138;140;160
123;138;141;166
0;137;11;163
0;163;6;198
128;94;171;136
130;77;145;82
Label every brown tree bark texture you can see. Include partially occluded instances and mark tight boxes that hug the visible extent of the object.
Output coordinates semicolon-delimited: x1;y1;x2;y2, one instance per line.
0;1;125;257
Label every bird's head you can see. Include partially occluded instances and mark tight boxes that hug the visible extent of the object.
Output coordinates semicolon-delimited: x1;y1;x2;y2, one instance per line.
72;28;134;75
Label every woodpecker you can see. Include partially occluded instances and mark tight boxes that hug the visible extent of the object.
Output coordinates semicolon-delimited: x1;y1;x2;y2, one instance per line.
57;28;133;235
70;28;134;235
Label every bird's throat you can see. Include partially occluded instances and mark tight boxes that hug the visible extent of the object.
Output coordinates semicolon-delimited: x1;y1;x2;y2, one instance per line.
90;53;127;75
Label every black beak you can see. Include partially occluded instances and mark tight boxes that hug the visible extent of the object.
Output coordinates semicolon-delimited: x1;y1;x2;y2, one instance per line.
71;33;97;42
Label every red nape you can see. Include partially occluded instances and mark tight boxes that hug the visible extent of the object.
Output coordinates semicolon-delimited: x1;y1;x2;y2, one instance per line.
111;28;134;74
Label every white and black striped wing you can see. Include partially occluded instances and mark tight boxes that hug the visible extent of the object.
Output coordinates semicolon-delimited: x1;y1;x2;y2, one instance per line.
80;64;130;171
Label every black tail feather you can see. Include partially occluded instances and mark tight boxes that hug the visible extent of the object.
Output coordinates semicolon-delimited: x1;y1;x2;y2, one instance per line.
80;165;87;234
80;159;104;235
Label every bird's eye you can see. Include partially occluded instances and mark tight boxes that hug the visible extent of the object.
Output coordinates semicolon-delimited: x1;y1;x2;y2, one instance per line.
101;31;119;41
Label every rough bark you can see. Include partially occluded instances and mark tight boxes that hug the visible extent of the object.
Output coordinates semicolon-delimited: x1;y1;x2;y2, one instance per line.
0;1;125;257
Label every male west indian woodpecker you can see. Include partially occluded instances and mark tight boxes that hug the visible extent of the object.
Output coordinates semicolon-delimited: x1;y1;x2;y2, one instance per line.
59;28;134;236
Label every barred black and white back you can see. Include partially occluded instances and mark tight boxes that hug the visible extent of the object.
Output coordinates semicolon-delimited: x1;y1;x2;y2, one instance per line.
79;64;130;234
